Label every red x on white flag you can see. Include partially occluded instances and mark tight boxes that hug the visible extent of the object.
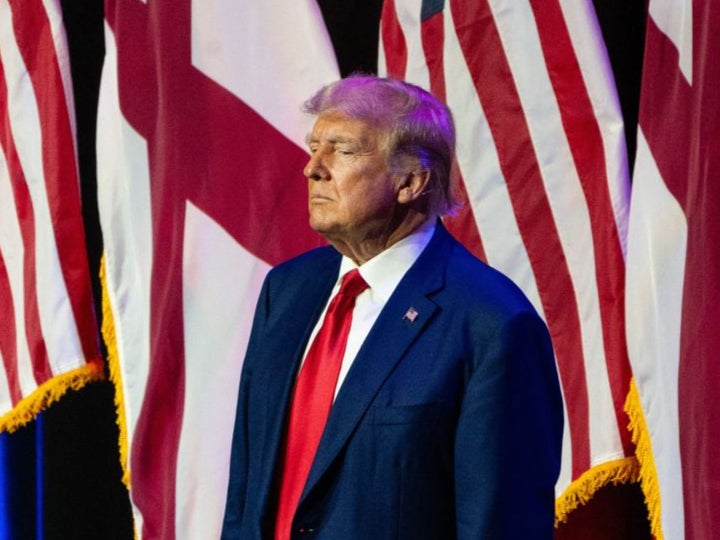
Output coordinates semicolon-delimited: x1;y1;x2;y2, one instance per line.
626;0;720;538
97;1;338;537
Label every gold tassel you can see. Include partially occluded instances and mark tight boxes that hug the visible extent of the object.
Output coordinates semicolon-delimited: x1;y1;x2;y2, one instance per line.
0;360;104;433
625;378;664;540
555;457;640;526
100;255;132;489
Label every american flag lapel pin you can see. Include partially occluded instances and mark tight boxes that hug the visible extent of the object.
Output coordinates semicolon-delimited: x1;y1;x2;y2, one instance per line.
403;307;419;323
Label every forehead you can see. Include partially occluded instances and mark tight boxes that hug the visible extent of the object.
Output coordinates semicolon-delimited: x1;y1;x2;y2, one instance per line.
307;113;384;146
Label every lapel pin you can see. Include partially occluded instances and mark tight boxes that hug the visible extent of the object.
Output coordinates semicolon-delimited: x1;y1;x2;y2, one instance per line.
403;307;419;323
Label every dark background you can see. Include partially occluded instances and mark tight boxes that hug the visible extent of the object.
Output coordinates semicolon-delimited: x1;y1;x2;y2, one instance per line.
2;0;650;537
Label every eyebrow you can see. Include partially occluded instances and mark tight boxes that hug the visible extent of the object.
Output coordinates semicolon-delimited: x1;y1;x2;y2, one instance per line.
305;133;364;147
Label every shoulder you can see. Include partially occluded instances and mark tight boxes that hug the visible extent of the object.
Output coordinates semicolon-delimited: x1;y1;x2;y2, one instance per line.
266;245;340;284
248;245;340;346
439;237;555;373
438;232;539;321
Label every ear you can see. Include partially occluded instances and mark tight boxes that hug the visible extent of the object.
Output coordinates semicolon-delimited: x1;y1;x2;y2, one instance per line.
396;169;431;204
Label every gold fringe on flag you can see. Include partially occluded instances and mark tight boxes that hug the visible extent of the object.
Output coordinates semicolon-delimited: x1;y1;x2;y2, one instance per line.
625;378;663;540
0;360;104;433
100;255;131;489
554;456;640;526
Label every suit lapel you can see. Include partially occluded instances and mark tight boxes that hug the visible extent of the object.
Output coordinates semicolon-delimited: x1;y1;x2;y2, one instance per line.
254;248;342;507
301;224;455;502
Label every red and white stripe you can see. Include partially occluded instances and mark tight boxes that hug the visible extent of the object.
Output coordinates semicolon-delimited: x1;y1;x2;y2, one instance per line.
626;0;720;538
97;0;338;537
380;0;634;518
0;0;101;428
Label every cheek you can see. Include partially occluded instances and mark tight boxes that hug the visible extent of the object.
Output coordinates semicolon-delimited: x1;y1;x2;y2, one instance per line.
348;187;396;224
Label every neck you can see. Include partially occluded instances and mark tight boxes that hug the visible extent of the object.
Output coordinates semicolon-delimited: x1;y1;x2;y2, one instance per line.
327;211;434;265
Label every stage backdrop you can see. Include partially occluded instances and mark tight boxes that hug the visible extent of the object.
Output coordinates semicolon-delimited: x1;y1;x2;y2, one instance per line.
14;0;717;538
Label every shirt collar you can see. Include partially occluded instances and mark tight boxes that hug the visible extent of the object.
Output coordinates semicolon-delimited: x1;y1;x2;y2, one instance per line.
337;219;436;302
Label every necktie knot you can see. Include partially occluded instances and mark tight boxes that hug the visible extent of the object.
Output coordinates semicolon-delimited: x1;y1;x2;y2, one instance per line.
337;269;369;300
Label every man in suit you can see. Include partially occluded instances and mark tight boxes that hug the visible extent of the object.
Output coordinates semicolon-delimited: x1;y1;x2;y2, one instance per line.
222;75;563;539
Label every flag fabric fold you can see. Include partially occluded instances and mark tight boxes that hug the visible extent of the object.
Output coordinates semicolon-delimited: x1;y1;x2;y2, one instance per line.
625;0;720;538
96;0;339;537
379;0;635;522
0;0;102;433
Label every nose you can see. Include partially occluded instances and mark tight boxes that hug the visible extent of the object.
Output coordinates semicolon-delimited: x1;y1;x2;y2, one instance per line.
304;152;329;181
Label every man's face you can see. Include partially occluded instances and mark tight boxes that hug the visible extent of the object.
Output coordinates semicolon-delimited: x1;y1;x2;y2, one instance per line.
304;113;400;245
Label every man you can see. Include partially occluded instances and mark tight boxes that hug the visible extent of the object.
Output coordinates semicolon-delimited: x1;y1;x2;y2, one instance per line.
222;75;563;539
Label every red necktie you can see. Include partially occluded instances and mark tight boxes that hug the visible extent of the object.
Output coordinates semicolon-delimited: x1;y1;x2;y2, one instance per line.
274;269;369;540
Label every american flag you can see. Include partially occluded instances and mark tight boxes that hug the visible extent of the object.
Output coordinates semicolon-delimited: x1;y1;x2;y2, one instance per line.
0;0;102;431
379;0;635;521
625;0;720;537
96;0;339;537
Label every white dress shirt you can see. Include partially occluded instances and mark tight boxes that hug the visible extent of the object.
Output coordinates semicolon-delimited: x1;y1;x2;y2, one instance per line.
300;220;437;398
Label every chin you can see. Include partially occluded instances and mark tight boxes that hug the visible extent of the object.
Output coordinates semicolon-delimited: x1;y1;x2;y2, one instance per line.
308;218;329;234
309;212;331;232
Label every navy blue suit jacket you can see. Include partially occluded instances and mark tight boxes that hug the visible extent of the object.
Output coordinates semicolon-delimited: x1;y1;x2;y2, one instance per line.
222;223;563;539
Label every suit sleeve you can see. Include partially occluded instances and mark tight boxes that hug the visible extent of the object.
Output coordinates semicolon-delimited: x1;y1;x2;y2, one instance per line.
221;274;271;539
454;310;563;539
